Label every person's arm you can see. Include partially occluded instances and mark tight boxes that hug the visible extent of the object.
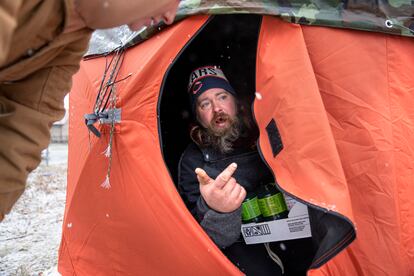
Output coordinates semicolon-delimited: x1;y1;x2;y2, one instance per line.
0;1;21;65
178;146;244;248
73;0;179;30
177;145;211;220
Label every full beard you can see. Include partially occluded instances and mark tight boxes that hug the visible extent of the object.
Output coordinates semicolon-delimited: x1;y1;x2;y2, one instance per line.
205;112;241;153
190;104;258;154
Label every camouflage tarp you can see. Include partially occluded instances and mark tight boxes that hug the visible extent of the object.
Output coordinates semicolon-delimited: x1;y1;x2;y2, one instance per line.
86;0;414;56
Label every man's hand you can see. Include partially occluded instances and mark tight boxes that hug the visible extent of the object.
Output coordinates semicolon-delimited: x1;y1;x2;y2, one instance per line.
195;163;246;213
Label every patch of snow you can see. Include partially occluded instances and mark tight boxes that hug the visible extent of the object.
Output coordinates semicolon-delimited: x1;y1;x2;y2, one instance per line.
0;144;68;275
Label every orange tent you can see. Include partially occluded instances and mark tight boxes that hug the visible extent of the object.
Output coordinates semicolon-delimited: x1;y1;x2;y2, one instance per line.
59;15;414;275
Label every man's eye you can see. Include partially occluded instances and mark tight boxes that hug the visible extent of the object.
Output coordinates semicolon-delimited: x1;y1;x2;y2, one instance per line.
218;95;227;101
200;102;210;109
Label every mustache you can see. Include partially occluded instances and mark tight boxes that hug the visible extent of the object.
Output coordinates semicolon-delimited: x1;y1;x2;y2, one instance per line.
211;112;231;124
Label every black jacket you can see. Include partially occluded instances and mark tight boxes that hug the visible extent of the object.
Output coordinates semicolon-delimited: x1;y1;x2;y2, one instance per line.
178;142;313;275
178;142;273;246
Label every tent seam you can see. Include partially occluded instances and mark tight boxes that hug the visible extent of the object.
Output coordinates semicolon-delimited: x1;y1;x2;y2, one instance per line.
62;234;78;276
385;34;403;271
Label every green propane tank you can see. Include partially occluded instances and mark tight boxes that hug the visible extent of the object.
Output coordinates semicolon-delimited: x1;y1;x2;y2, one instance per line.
241;192;263;224
257;182;288;221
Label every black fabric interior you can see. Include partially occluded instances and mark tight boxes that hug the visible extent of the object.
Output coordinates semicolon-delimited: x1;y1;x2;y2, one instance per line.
159;14;262;183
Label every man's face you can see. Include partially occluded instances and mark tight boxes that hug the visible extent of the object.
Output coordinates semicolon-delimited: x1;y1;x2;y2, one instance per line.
196;88;237;136
127;0;180;30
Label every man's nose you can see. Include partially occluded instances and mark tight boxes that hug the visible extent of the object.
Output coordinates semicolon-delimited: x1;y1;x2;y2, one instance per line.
162;3;179;25
212;101;223;113
162;11;175;25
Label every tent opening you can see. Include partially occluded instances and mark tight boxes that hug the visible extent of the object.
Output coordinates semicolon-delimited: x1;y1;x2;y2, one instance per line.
158;14;314;275
158;14;358;272
159;14;262;183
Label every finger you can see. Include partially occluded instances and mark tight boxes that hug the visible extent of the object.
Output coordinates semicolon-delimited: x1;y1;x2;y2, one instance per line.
229;183;242;199
195;168;212;186
215;163;237;189
236;186;247;205
222;177;237;194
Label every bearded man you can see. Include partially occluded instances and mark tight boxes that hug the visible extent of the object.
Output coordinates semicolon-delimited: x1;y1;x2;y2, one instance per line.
177;65;281;275
178;65;315;275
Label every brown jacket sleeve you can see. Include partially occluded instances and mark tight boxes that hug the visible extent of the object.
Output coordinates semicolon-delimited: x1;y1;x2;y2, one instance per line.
0;0;91;222
0;0;23;65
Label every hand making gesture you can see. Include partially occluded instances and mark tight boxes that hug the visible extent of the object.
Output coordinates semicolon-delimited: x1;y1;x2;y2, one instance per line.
195;163;246;213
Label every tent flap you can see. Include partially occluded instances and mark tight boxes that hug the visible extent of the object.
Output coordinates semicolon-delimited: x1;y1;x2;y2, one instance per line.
59;16;244;276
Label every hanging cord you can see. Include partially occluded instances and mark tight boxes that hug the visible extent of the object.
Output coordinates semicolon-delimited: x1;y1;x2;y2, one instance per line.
264;243;284;274
84;46;129;138
96;48;127;113
101;85;118;189
100;48;126;189
82;45;131;188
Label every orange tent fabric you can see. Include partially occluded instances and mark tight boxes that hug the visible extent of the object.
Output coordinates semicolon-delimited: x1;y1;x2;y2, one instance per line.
255;17;356;270
59;15;414;275
59;16;243;275
256;17;414;275
303;23;414;276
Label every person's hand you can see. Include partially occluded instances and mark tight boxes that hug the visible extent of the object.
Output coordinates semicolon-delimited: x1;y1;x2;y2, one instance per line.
195;163;246;213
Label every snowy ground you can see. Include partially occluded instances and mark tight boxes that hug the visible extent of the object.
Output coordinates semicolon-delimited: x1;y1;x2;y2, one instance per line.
0;143;68;276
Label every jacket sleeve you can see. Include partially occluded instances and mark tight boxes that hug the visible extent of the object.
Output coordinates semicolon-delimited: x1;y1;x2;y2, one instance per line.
178;144;241;248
